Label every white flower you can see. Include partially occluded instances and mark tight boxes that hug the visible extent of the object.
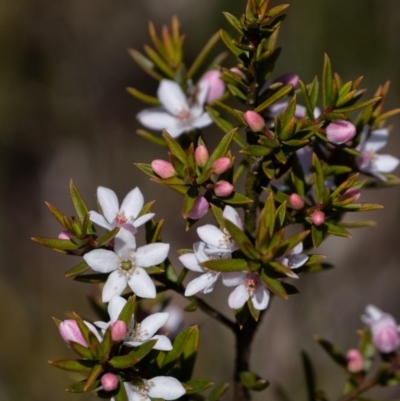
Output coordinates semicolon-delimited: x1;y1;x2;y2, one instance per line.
136;79;213;138
95;296;172;351
356;127;400;181
275;242;308;278
197;205;243;257
89;186;154;244
222;272;270;311
180;241;225;296
83;234;169;302
112;377;186;401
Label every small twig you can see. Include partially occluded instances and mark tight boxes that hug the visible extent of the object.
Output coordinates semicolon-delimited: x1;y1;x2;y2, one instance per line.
335;377;377;401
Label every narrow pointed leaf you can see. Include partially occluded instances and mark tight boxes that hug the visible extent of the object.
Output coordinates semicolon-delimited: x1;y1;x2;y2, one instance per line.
202;258;248;272
126;87;160;105
312;153;325;203
224;219;258;260
48;359;97;373
314;336;347;369
65;261;89;278
255;85;292;113
163;130;187;165
260;271;288;299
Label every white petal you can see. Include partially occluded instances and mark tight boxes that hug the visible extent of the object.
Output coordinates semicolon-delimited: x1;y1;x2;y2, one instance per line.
374;154;400;173
179;253;205;273
135;243;169;267
289;253;309;269
203;274;219;294
294;105;306;118
128;267;156;298
290;242;303;255
114;228;137;258
222;272;247;287
157;80;189;116
133;213;155;228
120;187;144;219
140;312;170;339
148;376;186;400
268;101;288;116
102;271;128;302
228;284;249;309
84;321;103;342
89;211;112;230
185;273;216;296
94;321;110;331
365;128;388;153
193;241;209;263
223;206;243;230
197;225;225;248
108;295;127;323
83;249;119;273
151;335;173;351
362;304;384;325
192;112;213;129
190;80;209;117
125;383;148;401
137;107;181;132
251;286;270;310
97;186;119;225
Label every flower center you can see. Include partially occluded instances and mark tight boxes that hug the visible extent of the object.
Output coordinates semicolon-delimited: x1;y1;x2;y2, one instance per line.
361;151;375;169
121;259;133;271
245;275;259;296
177;109;191;121
115;211;128;225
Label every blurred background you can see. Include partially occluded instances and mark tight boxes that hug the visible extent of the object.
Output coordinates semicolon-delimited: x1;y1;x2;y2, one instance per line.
1;0;400;400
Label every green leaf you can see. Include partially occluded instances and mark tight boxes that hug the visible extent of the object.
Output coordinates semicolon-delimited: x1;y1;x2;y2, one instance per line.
220;29;244;56
324;223;351;238
98;328;112;362
70;341;94;359
335;97;381;113
334;203;383;212
182;186;200;218
375;108;400;123
311;225;324;248
339;220;377;228
206;106;236;134
65;261;89;278
222;12;244;34
66;379;100;393
45;202;67;227
260;270;288;299
73;274;108;283
163;130;187;165
209;383;230;401
48;359;97;373
117;295;135;325
277;230;310;256
143;45;175;78
312;153;325;203
109;341;157;368
234;303;250;328
247;298;260;321
314;336;347;369
204;129;237;170
128;48;162;80
84;364;103;391
240;371;269;391
69;179;89;225
185;379;214;394
114;376;129;401
322;53;334;109
174;326;200;381
225;219;259;260
96;227;120;247
127;339;158;362
31;237;81;250
221;192;253;205
202;258;248;272
299;80;315;120
301;351;316;401
255;85;293;113
135;162;158;178
126;87;160;105
136;130;168;148
240;145;271;156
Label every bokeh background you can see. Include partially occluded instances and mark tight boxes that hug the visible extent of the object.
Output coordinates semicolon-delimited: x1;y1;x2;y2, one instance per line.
1;0;400;400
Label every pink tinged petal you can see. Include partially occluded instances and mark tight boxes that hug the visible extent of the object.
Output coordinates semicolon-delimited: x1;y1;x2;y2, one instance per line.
59;320;88;347
374;154;400;173
158;80;189;115
326;120;356;144
197;225;225;248
188;196;209;220
136;107;181;132
223;205;244;230
251;285;270;310
83;249;120;273
97;187;119;225
114;228;137;258
101;373;119;392
128;267;156;298
185;273;216;296
133;213;155;228
179;253;205;273
151;335;173;351
89;211;112;230
200;70;225;104
148;376;186;400
102;271;128;302
108;295;127;323
135;243;170;267
120;187;144;219
140;312;170;339
228;284;250;309
365;128;388;153
222;272;247;287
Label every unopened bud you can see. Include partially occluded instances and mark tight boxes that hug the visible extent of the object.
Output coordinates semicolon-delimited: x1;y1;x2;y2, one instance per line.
200;70;225;104
214;181;234;197
212;157;231;175
111;320;127;342
341;188;361;202
59;320;88;347
151;160;177;179
346;349;364;373
289;193;304;210
244;110;265;132
274;73;299;88
230;67;246;80
101;373;119;392
188;196;209;220
326;120;356;145
311;210;325;226
58;230;72;240
195;145;209;167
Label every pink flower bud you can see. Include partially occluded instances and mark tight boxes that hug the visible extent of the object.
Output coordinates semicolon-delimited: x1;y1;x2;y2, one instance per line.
188;196;209;220
230;67;246;80
289;193;304;210
111;320;127;342
346;349;364;373
274;73;299;88
341;188;361;202
372;315;400;353
326;120;356;145
214;180;234;197
151;159;177;179
212;157;231;175
101;373;119;392
200;70;225;104
195;145;209;167
311;210;325;226
244;110;265;132
58;230;72;240
59;320;88;347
